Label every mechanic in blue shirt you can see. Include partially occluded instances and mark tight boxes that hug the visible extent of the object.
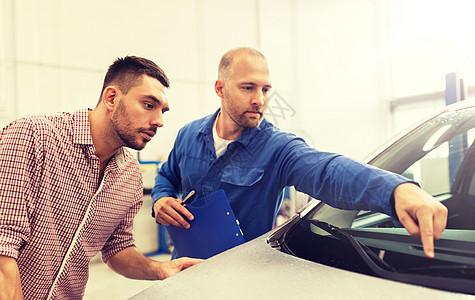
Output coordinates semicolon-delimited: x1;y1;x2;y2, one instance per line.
152;47;447;258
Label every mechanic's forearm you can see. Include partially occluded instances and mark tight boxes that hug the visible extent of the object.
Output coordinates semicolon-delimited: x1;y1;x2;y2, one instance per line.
106;247;164;280
0;255;24;300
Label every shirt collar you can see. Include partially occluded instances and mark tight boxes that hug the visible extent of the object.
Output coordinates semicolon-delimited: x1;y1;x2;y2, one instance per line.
198;108;268;148
73;108;94;146
198;109;220;135
73;108;126;168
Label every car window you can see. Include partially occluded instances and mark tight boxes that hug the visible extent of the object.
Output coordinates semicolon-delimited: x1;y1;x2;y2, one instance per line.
403;140;452;196
352;106;475;230
405;128;475;197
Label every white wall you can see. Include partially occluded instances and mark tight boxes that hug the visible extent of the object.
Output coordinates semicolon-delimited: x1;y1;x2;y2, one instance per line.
2;0;464;162
291;0;389;159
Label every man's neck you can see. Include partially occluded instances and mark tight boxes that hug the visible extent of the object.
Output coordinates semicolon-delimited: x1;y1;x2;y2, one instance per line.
88;109;119;163
216;111;244;141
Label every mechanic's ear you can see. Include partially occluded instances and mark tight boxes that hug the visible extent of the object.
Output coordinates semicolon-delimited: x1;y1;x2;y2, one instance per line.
215;80;225;99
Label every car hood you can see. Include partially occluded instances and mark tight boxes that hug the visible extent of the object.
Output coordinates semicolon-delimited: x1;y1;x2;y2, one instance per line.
130;231;468;300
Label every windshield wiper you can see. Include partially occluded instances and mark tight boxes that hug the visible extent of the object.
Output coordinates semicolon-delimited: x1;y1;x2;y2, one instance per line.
308;219;475;295
309;220;396;273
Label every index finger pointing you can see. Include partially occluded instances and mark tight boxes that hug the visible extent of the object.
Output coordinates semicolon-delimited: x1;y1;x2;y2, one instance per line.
418;212;435;258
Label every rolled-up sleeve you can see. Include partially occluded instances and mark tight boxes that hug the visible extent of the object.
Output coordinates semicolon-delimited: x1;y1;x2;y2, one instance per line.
0;119;38;258
101;193;142;263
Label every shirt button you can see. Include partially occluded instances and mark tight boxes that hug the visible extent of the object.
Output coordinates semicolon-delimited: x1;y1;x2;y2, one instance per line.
93;164;98;169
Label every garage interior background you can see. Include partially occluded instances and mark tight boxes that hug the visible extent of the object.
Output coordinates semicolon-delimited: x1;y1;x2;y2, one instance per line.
1;0;475;296
3;0;475;162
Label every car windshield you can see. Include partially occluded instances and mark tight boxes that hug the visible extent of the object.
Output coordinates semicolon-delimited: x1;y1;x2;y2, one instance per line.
273;103;475;295
354;104;475;230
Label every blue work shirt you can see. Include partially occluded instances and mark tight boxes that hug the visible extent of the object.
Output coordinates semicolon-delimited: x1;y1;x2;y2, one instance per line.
152;109;408;241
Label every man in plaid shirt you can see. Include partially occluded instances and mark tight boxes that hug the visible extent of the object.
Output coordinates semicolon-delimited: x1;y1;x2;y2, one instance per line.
0;56;201;299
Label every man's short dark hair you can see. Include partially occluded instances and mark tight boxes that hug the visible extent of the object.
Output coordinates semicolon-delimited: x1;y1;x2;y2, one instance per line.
98;56;170;105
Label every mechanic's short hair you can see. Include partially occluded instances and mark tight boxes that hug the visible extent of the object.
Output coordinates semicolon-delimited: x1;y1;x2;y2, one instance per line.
218;47;266;81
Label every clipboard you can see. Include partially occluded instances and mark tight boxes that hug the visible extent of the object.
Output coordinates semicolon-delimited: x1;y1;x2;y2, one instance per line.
166;189;245;259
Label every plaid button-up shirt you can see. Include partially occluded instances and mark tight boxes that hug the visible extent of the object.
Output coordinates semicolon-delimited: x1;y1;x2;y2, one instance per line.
0;109;143;299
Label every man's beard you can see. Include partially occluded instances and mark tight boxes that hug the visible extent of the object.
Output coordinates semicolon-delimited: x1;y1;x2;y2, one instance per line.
110;101;148;150
225;102;264;129
230;108;264;129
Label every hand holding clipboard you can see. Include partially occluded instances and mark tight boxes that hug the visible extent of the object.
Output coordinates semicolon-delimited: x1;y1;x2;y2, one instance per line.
166;189;245;259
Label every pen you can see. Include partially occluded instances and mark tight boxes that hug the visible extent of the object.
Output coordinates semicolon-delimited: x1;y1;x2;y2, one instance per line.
181;190;195;205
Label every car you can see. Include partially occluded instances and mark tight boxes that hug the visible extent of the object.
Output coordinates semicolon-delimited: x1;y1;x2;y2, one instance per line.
131;100;475;299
